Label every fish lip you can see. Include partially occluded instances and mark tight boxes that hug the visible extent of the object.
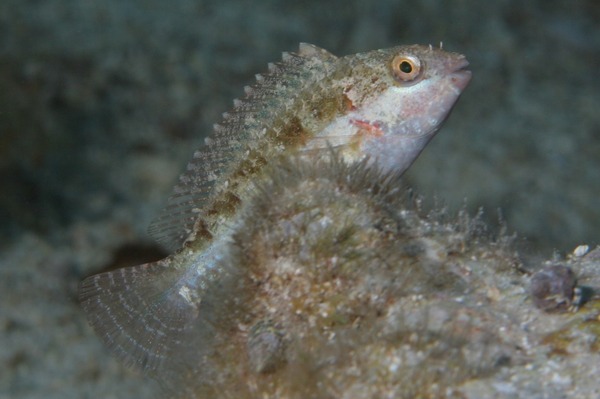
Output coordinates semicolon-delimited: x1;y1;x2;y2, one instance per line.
452;57;470;73
449;58;472;91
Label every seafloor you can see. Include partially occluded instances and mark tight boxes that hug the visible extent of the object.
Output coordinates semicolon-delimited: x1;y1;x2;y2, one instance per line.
0;0;599;398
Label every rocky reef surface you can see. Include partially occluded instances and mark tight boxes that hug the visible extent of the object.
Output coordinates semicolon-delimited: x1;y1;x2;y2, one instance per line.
150;155;600;398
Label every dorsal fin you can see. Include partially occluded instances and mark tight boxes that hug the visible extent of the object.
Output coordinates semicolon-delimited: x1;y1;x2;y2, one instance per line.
298;43;338;61
148;44;338;250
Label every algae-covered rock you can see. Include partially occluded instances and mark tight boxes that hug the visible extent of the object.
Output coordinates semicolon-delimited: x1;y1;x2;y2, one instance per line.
150;155;600;398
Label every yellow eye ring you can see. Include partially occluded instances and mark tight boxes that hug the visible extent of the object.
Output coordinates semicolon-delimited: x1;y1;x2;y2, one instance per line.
391;55;422;83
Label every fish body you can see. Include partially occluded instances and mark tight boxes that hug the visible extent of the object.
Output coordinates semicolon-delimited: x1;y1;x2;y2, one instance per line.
80;43;471;375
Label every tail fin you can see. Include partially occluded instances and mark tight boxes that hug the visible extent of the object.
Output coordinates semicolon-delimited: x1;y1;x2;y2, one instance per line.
79;260;201;372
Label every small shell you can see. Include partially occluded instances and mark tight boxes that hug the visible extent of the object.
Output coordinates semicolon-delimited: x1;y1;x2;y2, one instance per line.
572;245;589;258
529;265;578;313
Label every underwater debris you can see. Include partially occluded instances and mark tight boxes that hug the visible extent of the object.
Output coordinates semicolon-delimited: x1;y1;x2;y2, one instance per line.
530;265;580;313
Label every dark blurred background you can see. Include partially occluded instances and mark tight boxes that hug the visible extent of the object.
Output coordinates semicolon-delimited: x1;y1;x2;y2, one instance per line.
0;1;598;398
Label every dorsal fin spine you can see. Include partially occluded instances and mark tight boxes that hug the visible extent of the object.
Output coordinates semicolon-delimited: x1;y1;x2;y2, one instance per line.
148;44;337;249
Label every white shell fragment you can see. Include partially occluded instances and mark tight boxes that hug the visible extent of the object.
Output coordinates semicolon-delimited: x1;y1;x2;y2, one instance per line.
572;244;589;258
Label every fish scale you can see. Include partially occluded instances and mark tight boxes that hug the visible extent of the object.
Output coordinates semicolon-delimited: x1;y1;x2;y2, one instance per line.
80;42;471;383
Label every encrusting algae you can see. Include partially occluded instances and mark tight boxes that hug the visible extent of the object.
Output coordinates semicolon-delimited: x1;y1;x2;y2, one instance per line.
79;43;600;398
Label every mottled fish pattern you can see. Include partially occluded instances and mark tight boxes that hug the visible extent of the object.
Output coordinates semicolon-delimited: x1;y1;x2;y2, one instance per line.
80;43;471;375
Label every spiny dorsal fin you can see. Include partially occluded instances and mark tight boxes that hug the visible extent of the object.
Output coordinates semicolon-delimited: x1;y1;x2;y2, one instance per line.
148;44;338;250
298;43;338;61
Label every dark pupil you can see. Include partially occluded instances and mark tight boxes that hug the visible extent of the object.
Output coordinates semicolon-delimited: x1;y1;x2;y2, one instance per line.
400;61;412;73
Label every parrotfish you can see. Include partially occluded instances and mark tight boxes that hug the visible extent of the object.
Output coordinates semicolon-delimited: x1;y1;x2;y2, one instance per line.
80;43;471;376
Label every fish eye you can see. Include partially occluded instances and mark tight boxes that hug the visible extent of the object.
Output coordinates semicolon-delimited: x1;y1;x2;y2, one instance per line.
391;55;422;83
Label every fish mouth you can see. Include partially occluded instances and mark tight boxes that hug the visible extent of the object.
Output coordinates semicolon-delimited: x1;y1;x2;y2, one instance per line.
449;58;472;91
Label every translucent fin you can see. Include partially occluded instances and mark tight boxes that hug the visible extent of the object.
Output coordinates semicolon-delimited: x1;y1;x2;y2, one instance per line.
298;42;339;61
148;44;337;251
79;260;201;372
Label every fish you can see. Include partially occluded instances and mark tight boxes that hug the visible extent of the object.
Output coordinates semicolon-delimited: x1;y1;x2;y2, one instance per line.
79;43;471;379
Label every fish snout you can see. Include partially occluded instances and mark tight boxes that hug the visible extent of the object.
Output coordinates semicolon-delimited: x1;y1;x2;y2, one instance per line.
448;56;472;91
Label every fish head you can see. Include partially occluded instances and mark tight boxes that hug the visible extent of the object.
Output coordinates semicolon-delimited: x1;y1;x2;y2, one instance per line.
344;44;472;174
